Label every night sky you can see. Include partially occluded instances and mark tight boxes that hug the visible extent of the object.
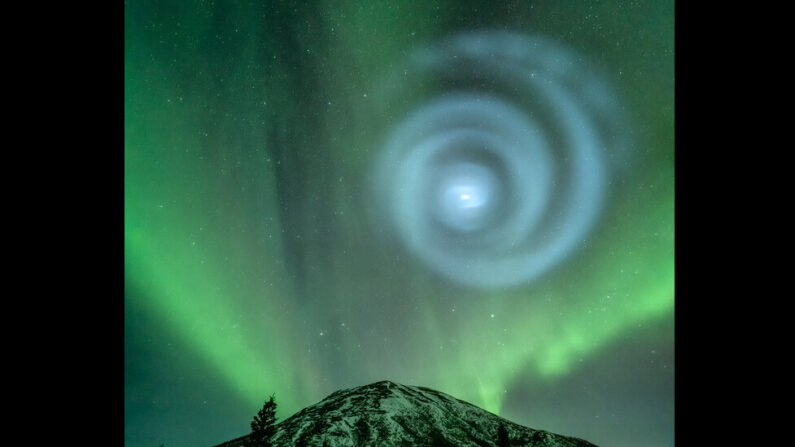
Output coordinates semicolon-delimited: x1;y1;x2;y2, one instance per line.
124;1;674;446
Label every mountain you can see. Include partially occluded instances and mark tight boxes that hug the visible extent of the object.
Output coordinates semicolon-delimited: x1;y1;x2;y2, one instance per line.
216;380;597;447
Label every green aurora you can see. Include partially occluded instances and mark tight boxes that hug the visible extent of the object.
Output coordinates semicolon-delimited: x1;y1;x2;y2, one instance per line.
125;1;673;446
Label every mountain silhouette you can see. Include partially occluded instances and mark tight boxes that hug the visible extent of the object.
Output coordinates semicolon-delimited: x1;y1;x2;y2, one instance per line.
215;381;596;446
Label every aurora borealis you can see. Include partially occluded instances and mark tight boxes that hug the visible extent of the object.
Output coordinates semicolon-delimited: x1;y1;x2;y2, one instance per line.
124;1;674;446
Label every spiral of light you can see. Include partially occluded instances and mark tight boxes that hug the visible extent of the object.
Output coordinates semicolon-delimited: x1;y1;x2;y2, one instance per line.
371;31;630;289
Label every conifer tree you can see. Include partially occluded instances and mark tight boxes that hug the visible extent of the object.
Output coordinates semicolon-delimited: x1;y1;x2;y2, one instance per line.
497;423;511;447
247;395;277;447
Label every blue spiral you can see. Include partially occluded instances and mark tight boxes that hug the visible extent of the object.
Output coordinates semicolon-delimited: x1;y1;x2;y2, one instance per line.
371;31;630;289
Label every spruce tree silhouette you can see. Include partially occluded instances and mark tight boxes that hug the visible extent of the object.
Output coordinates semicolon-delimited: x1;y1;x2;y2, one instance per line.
246;395;277;447
497;423;511;447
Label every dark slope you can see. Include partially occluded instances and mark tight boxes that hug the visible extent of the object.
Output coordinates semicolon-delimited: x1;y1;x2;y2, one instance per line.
218;380;597;446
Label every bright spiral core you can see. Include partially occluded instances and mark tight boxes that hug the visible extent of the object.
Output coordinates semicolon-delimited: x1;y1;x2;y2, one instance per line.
433;161;499;232
372;31;629;289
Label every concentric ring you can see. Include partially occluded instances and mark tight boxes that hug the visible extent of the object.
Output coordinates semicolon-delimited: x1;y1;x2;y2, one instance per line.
371;31;629;289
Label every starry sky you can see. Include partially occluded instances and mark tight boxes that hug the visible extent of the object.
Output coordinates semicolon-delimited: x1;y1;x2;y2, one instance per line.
124;1;674;446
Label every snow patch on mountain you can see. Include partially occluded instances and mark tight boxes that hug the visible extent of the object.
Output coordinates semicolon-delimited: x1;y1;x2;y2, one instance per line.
261;380;597;447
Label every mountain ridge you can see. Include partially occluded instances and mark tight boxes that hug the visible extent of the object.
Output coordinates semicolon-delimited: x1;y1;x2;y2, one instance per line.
215;380;597;447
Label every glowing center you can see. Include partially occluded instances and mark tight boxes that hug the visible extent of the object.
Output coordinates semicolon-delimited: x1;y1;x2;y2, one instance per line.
434;163;499;232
